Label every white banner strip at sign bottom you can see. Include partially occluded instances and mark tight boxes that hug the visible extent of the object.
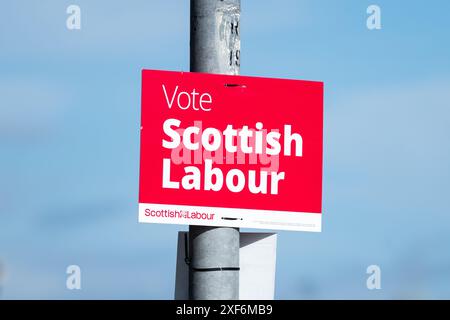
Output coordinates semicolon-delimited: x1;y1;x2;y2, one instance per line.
138;203;321;232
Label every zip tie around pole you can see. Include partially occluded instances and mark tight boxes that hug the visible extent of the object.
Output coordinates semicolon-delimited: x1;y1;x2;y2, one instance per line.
191;267;240;272
184;232;240;271
224;83;246;88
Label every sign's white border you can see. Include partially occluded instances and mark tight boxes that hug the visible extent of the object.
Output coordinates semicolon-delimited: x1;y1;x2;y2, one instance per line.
138;203;321;232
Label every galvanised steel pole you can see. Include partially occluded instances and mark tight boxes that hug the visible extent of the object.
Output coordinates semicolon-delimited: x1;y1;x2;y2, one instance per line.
189;0;241;300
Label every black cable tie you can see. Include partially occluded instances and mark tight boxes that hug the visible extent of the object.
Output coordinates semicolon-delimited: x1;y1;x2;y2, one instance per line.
191;267;240;272
184;233;239;271
224;83;246;88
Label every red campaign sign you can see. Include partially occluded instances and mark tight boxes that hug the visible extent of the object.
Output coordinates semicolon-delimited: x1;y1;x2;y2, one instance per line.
139;70;323;232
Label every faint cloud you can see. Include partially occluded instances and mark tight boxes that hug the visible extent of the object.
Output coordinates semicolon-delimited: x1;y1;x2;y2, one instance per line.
0;77;68;142
36;199;129;230
326;79;450;215
244;0;312;35
0;1;188;59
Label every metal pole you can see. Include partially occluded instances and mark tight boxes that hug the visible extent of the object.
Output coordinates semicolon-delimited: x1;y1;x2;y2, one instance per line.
189;0;241;300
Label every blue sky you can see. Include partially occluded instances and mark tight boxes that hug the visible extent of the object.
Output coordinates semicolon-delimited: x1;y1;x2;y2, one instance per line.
1;0;450;299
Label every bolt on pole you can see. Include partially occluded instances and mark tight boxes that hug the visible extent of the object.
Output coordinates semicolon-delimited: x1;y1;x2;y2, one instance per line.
189;0;241;300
